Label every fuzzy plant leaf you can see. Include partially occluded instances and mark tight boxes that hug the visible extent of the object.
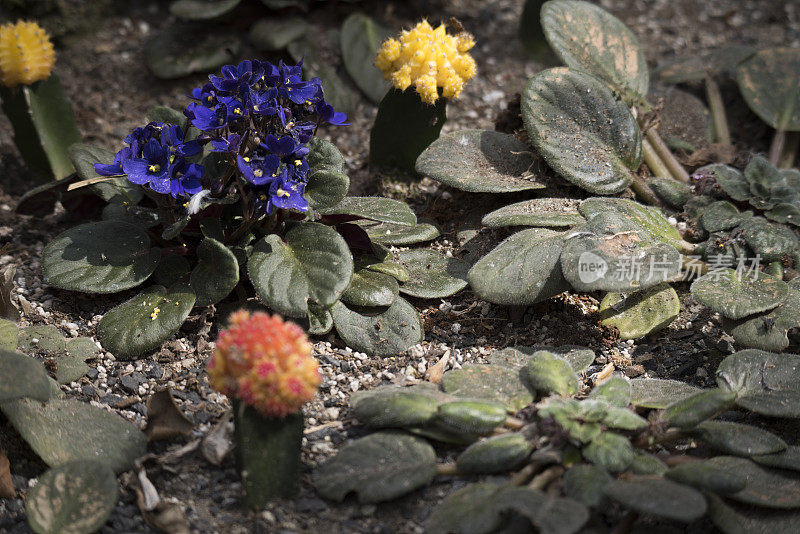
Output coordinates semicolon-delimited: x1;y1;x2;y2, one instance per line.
189;238;239;307
392;248;468;299
340;268;399;308
655;44;756;83
340;13;391;103
564;464;612;508
319;197;416;226
522;68;641;195
708;456;800;509
249;222;354;318
249;17;309;51
1;398;147;473
752;445;800;472
357;219;441;246
602;406;648;431
313;431;437;503
603;477;707;522
307;137;346;174
527;350;579;397
629;378;701;409
697;164;750;202
304;169;350;210
589;377;631;407
415;129;544;193
26;460;118;534
663;388;737;429
441;364;534;412
350;384;444;429
582;432;634;473
435;400;508;437
702;201;749;232
17;325;65;353
468;228;569;306
738;217;799;263
541;0;649;103
42;221;161;294
649;176;692;209
665;461;747;495
691;421;787;457
0;320;18;350
306;302;333;336
482;198;584;229
330;297;423;357
490;346;595;374
519;0;551;59
145;27;240;79
599;284;680;340
425;483;507;534
101;203;160;229
0;350;51;403
153;255;191;287
716;350;800;419
169;0;241;20
691;269;788;320
629;451;668;476
737;47;800;131
456;434;532;474
724;288;800;352
707;493;800;534
67;144;144;205
97;284;196;360
578;197;684;249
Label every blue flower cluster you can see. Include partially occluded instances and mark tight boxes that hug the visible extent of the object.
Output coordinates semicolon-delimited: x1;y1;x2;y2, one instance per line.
95;59;347;216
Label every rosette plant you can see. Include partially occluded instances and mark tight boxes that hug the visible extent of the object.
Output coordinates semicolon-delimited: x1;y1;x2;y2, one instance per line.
40;58;468;360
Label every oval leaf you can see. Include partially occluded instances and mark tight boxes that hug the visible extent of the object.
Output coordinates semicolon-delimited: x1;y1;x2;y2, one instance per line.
582;432;633;473
189;238;239;307
341;268;399;308
737;47;800;131
482;198;584;229
527;350;579;397
708;456;800;509
603;477;707;522
0;350;51;403
690;421;787;457
340;13;391;103
599;284;680;340
392;249;468;299
691;269;788;320
331;297;422;357
319;197;416;226
441;364;534;412
456;434;532;474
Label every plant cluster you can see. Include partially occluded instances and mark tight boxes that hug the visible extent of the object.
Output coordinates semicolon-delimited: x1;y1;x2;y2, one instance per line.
314;346;800;533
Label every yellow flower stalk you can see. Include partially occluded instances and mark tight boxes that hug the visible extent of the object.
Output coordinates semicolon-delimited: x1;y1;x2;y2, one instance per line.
376;20;477;105
0;21;55;88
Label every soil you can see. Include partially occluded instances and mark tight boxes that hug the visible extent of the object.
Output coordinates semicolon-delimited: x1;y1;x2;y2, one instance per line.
1;1;799;533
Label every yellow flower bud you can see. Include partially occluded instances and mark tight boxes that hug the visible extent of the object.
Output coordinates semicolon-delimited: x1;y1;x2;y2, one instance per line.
0;21;55;88
374;19;476;104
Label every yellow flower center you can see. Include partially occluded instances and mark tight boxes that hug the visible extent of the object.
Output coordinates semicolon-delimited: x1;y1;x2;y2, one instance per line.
148;164;160;173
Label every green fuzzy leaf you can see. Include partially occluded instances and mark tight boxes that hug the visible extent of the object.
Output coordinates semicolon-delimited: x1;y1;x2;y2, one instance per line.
691;269;787;320
541;0;648;103
0;350;51;403
330;297;422;357
482;198;584;229
468;228;569;306
145;27;240;79
753;445;800;472
392;248;468;299
341;268;399;308
564;464;612;508
370;87;446;172
666;462;747;495
415;129;544;193
649;176;692;209
426;483;506;534
691;421;787;457
436;400;507;436
1;398;147;473
248;222;354;317
43;221;160;294
456;434;531;475
17;325;65;353
189;238;239;307
725;288;800;352
738;216;799;263
306;302;333;336
519;0;552;60
0;319;18;351
582;432;633;472
357;219;441;246
708;456;800;509
305;169;350;210
249;17;309;50
97;284;196;360
697;163;750;202
340;13;391;103
599;284;680;340
350;384;443;429
307;137;346;174
490;345;595;374
602;407;648;431
707;492;800;534
170;0;241;20
0;75;81;180
655;44;756;83
630;378;701;409
320;196;416;226
737;47;800;131
527;350;578;397
628;451;668;476
663;388;737;429
441;364;534;412
703;201;747;232
522;68;641;194
26;460;117;534
102;203;160;228
603;477;707;522
153;255;191;287
589;377;631;407
579;197;684;249
313;431;437;503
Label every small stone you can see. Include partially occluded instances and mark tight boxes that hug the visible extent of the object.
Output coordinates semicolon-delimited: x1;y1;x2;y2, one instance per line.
623;364;645;378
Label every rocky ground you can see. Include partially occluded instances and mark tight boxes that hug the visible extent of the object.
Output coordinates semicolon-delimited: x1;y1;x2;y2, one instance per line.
1;0;799;532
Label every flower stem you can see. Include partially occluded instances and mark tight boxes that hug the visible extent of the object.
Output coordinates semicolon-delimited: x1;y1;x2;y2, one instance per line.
778;131;800;169
631;175;662;207
436;462;459;476
646;128;691;183
704;74;731;146
527;465;564;490
769;129;787;167
641;137;673;180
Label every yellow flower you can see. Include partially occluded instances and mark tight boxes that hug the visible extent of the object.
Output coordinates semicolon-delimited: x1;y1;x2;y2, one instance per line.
376;20;476;105
0;20;55;88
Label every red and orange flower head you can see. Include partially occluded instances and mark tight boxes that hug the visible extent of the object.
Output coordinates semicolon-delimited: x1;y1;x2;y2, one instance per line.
0;21;55;88
207;310;320;418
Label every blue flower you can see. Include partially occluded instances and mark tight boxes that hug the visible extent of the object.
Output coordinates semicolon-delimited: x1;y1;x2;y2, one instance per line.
236;153;281;186
268;60;319;105
190;103;228;131
211;133;241;153
162;125;201;158
190;83;217;107
219;96;247;122
168;160;204;197
210;60;259;93
248;87;278;116
262;134;308;162
122;138;170;187
94;146;132;176
269;176;308;212
316;101;348;126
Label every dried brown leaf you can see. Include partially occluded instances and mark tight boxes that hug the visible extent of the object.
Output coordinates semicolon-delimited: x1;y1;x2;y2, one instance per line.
144;388;194;442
